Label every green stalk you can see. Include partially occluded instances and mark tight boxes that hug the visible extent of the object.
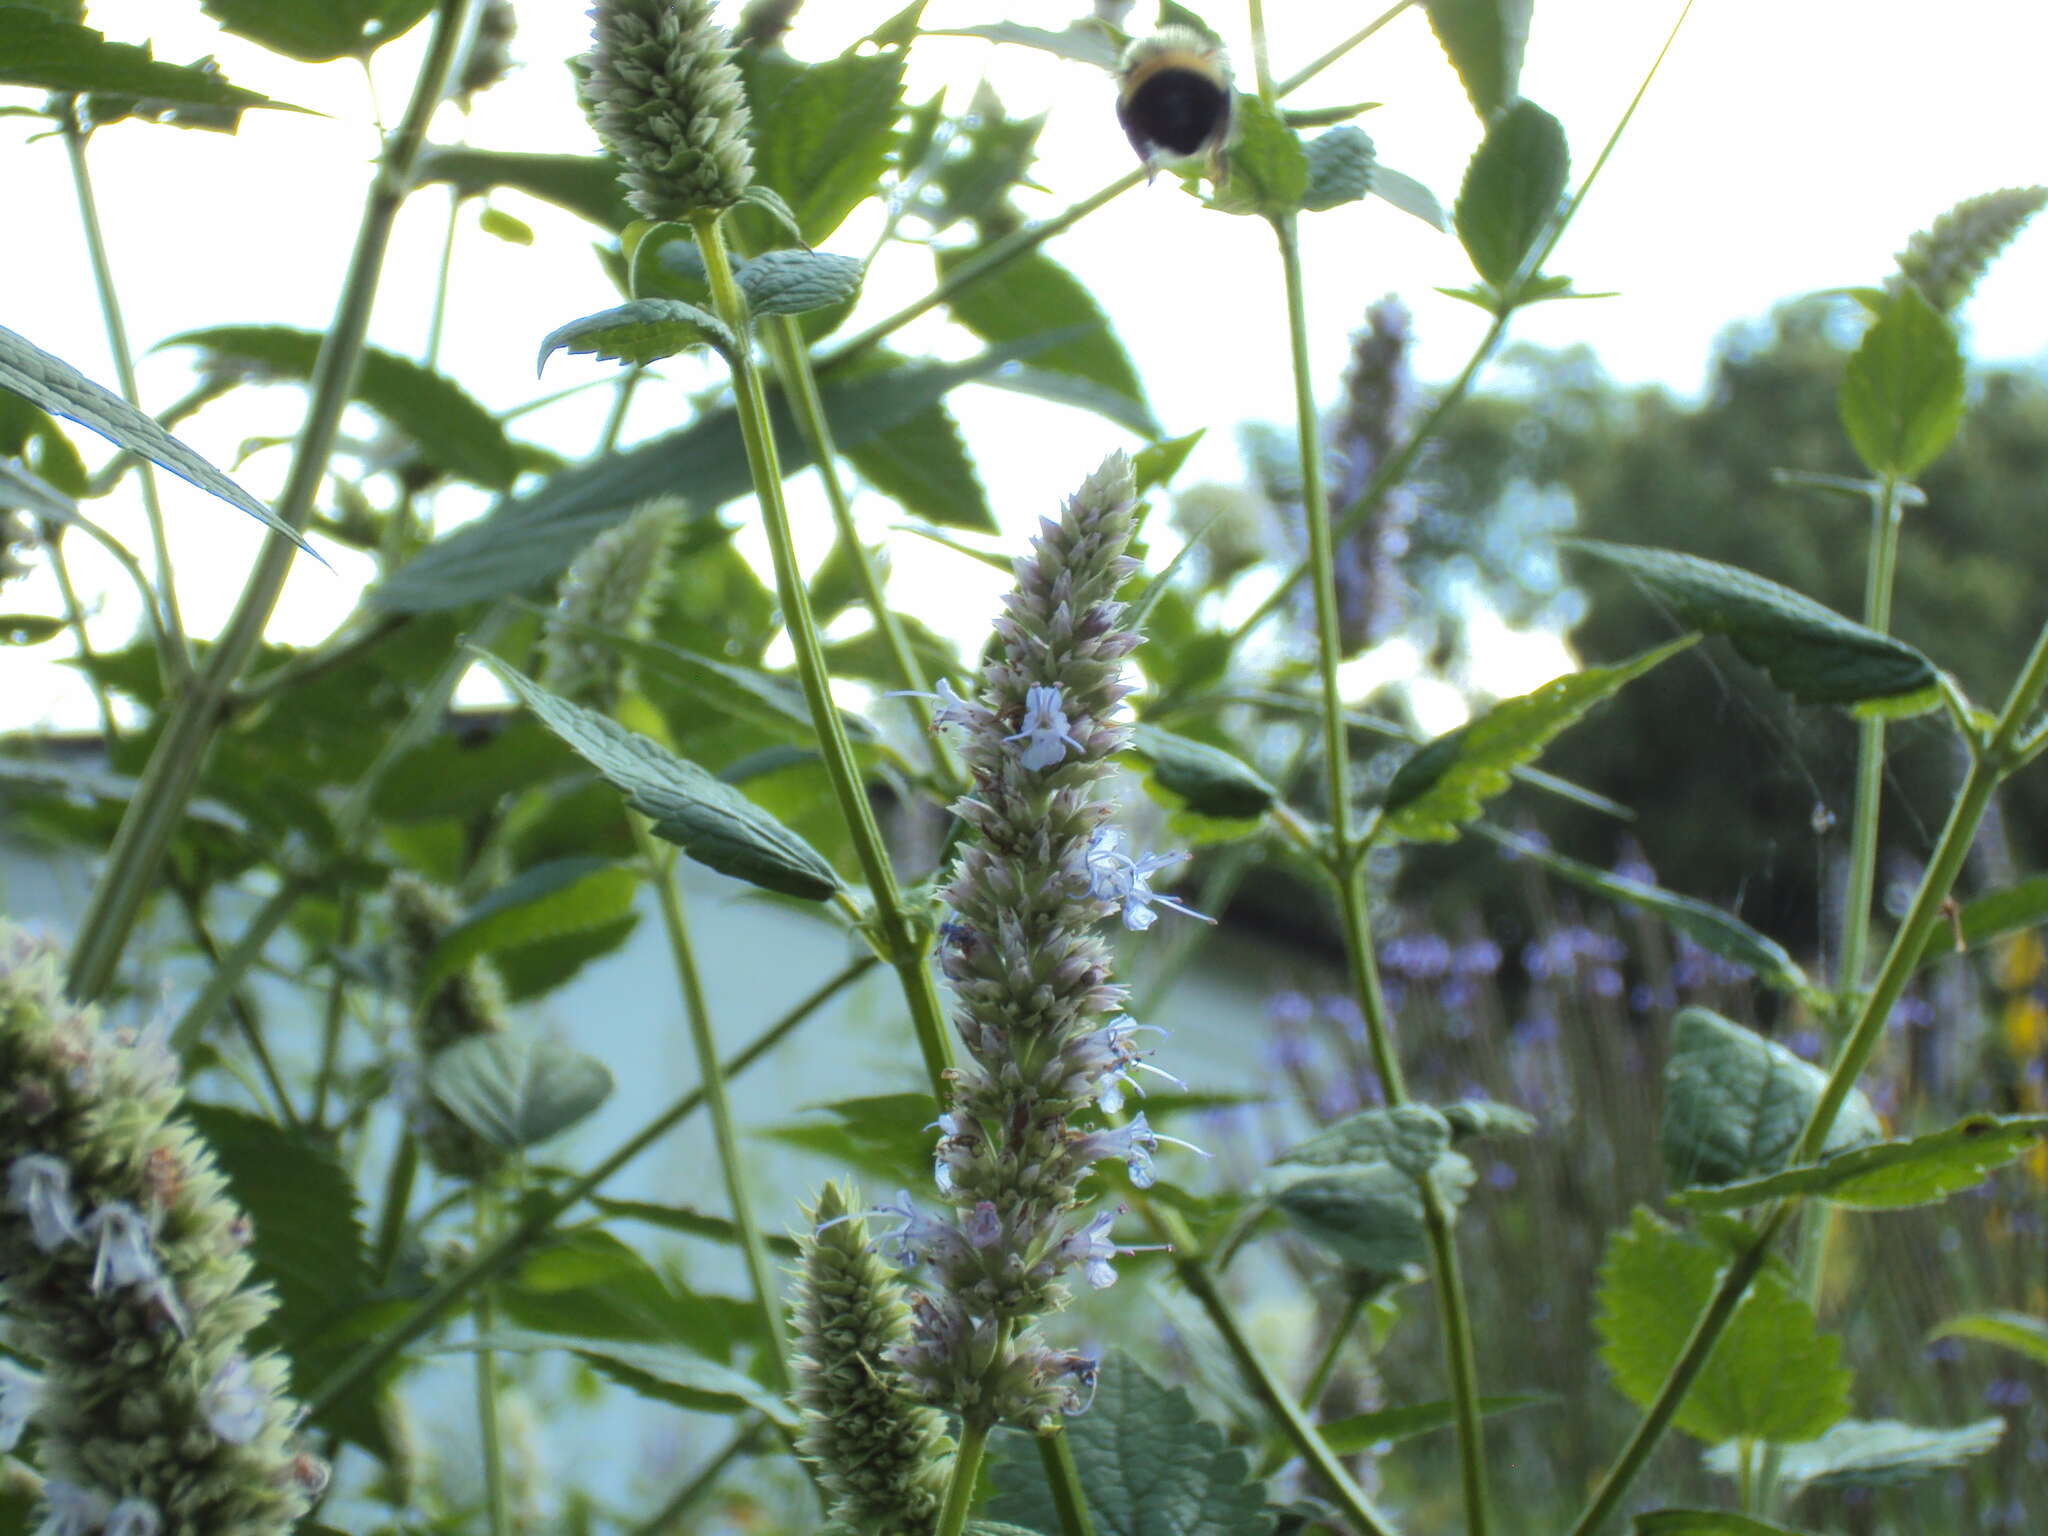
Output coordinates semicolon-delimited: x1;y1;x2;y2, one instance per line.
58;104;189;683
692;209;955;1097
1036;1426;1099;1536
303;952;875;1419
1302;1278;1371;1410
64;0;479;1005
758;313;956;780
1834;474;1906;997
1566;617;2048;1536
472;1188;511;1536
934;1415;992;1536
635;821;792;1387
629;1419;767;1535
43;524;122;751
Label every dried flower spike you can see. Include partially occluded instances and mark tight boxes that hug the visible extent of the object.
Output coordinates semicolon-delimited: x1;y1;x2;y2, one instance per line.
581;0;755;221
0;922;319;1536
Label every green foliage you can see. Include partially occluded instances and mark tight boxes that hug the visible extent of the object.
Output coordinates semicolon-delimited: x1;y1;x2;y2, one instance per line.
1203;96;1309;220
1425;0;1534;119
1660;1008;1881;1190
758;1093;940;1192
415;147;636;231
1317;1393;1552;1455
1300;126;1375;212
1670;1113;2048;1212
1916;872;2048;965
1594;1208;1851;1444
537;299;736;371
737;45;905;247
200;0;431;62
841;361;996;532
1632;1515;1808;1536
736;249;864;316
1837;284;1966;479
1571;539;1939;708
1129;724;1277;820
420;858;639;994
986;1353;1274;1536
1261;1105;1476;1274
0;9;284;117
1703;1417;2005;1494
1;322;311;550
1929;1310;2048;1367
1454;99;1568;290
424;1034;615;1153
472;1332;798;1426
487;656;843;900
1381;639;1691;843
169;323;523;489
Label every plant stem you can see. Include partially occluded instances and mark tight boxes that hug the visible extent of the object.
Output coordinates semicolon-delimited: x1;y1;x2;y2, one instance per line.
64;0;479;1005
472;1188;510;1536
1835;474;1905;995
426;188;462;368
1566;616;2048;1536
635;820;792;1388
1301;1278;1370;1410
372;1127;420;1282
1278;1;1418;95
935;1414;992;1536
1036;1426;1098;1536
58;104;189;683
303;953;873;1419
43;524;121;747
692;209;954;1098
630;1418;767;1535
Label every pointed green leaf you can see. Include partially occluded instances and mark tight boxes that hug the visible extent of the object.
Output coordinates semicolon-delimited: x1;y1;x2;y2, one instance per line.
422;858;639;994
1703;1417;2004;1493
986;1353;1272;1536
1454;99;1568;287
735;249;864;317
1440;1099;1538;1140
1130;724;1277;820
741;47;905;246
1381;638;1691;843
936;246;1155;434
167;324;521;491
537;300;735;372
845;392;993;533
1633;1514;1808;1536
1425;0;1534;119
758;1093;939;1193
1203;95;1309;219
1;324;311;552
1596;1208;1851;1444
1372;165;1448;230
1671;1113;2048;1212
1262;1105;1475;1273
465;1333;798;1428
426;1034;615;1152
1930;1309;2048;1367
416;147;635;231
485;657;843;900
1838;284;1966;478
1481;828;1808;996
0;9;286;111
926;21;1122;70
1319;1393;1552;1455
1301;125;1376;212
1572;540;1940;707
1662;1009;1881;1191
200;0;431;62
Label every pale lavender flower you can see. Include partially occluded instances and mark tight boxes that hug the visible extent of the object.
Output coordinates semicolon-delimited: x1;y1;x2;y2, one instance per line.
6;1155;82;1252
1083;827;1212;930
964;1202;1002;1249
889;676;985;733
1004;683;1087;770
34;1482;110;1536
84;1203;160;1296
0;1358;40;1451
201;1356;269;1445
104;1499;161;1536
1068;1112;1209;1190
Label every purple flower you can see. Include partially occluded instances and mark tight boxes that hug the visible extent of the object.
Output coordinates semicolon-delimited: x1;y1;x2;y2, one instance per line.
6;1153;83;1253
35;1483;112;1536
0;1358;40;1452
1083;827;1212;931
965;1202;1002;1250
1004;684;1087;770
849;1191;971;1273
1451;938;1502;977
1068;1112;1208;1189
105;1499;162;1536
202;1356;269;1445
85;1202;161;1296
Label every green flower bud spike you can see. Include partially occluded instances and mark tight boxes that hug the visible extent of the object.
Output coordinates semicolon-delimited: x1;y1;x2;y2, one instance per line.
581;0;755;221
0;923;323;1535
538;495;681;712
385;874;511;1179
792;1181;956;1535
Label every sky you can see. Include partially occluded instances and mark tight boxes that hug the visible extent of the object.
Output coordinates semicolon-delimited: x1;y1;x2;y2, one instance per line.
5;0;2047;733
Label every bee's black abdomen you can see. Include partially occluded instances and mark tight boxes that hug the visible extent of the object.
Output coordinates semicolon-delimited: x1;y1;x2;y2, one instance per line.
1120;66;1231;158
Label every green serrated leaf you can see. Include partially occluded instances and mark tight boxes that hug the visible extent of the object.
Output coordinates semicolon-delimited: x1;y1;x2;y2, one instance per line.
758;1092;939;1192
565;624;874;745
734;249;864;317
167;324;521;491
845;391;993;533
1930;1309;2048;1366
1838;283;1965;479
200;0;430;62
1262;1106;1475;1273
1671;1113;2048;1212
0;9;287;113
485;657;842;899
500;1228;766;1359
426;1034;614;1152
537;300;735;373
1301;126;1376;212
1204;95;1309;219
986;1353;1273;1536
926;20;1123;69
467;1332;798;1427
1381;639;1691;843
1130;724;1277;820
375;347;1043;611
1595;1208;1851;1445
422;858;639;994
1632;1513;1808;1536
1571;539;1940;707
1;324;311;552
1661;1009;1882;1191
1454;99;1569;288
1703;1417;2004;1493
936;246;1155;434
1480;827;1809;996
742;48;905;247
1425;0;1534;118
1319;1393;1552;1455
417;147;635;231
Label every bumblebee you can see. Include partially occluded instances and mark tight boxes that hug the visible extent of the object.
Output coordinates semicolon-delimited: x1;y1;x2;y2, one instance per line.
1115;27;1233;177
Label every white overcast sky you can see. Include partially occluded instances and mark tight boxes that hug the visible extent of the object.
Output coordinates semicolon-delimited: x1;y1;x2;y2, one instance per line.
5;0;2047;730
